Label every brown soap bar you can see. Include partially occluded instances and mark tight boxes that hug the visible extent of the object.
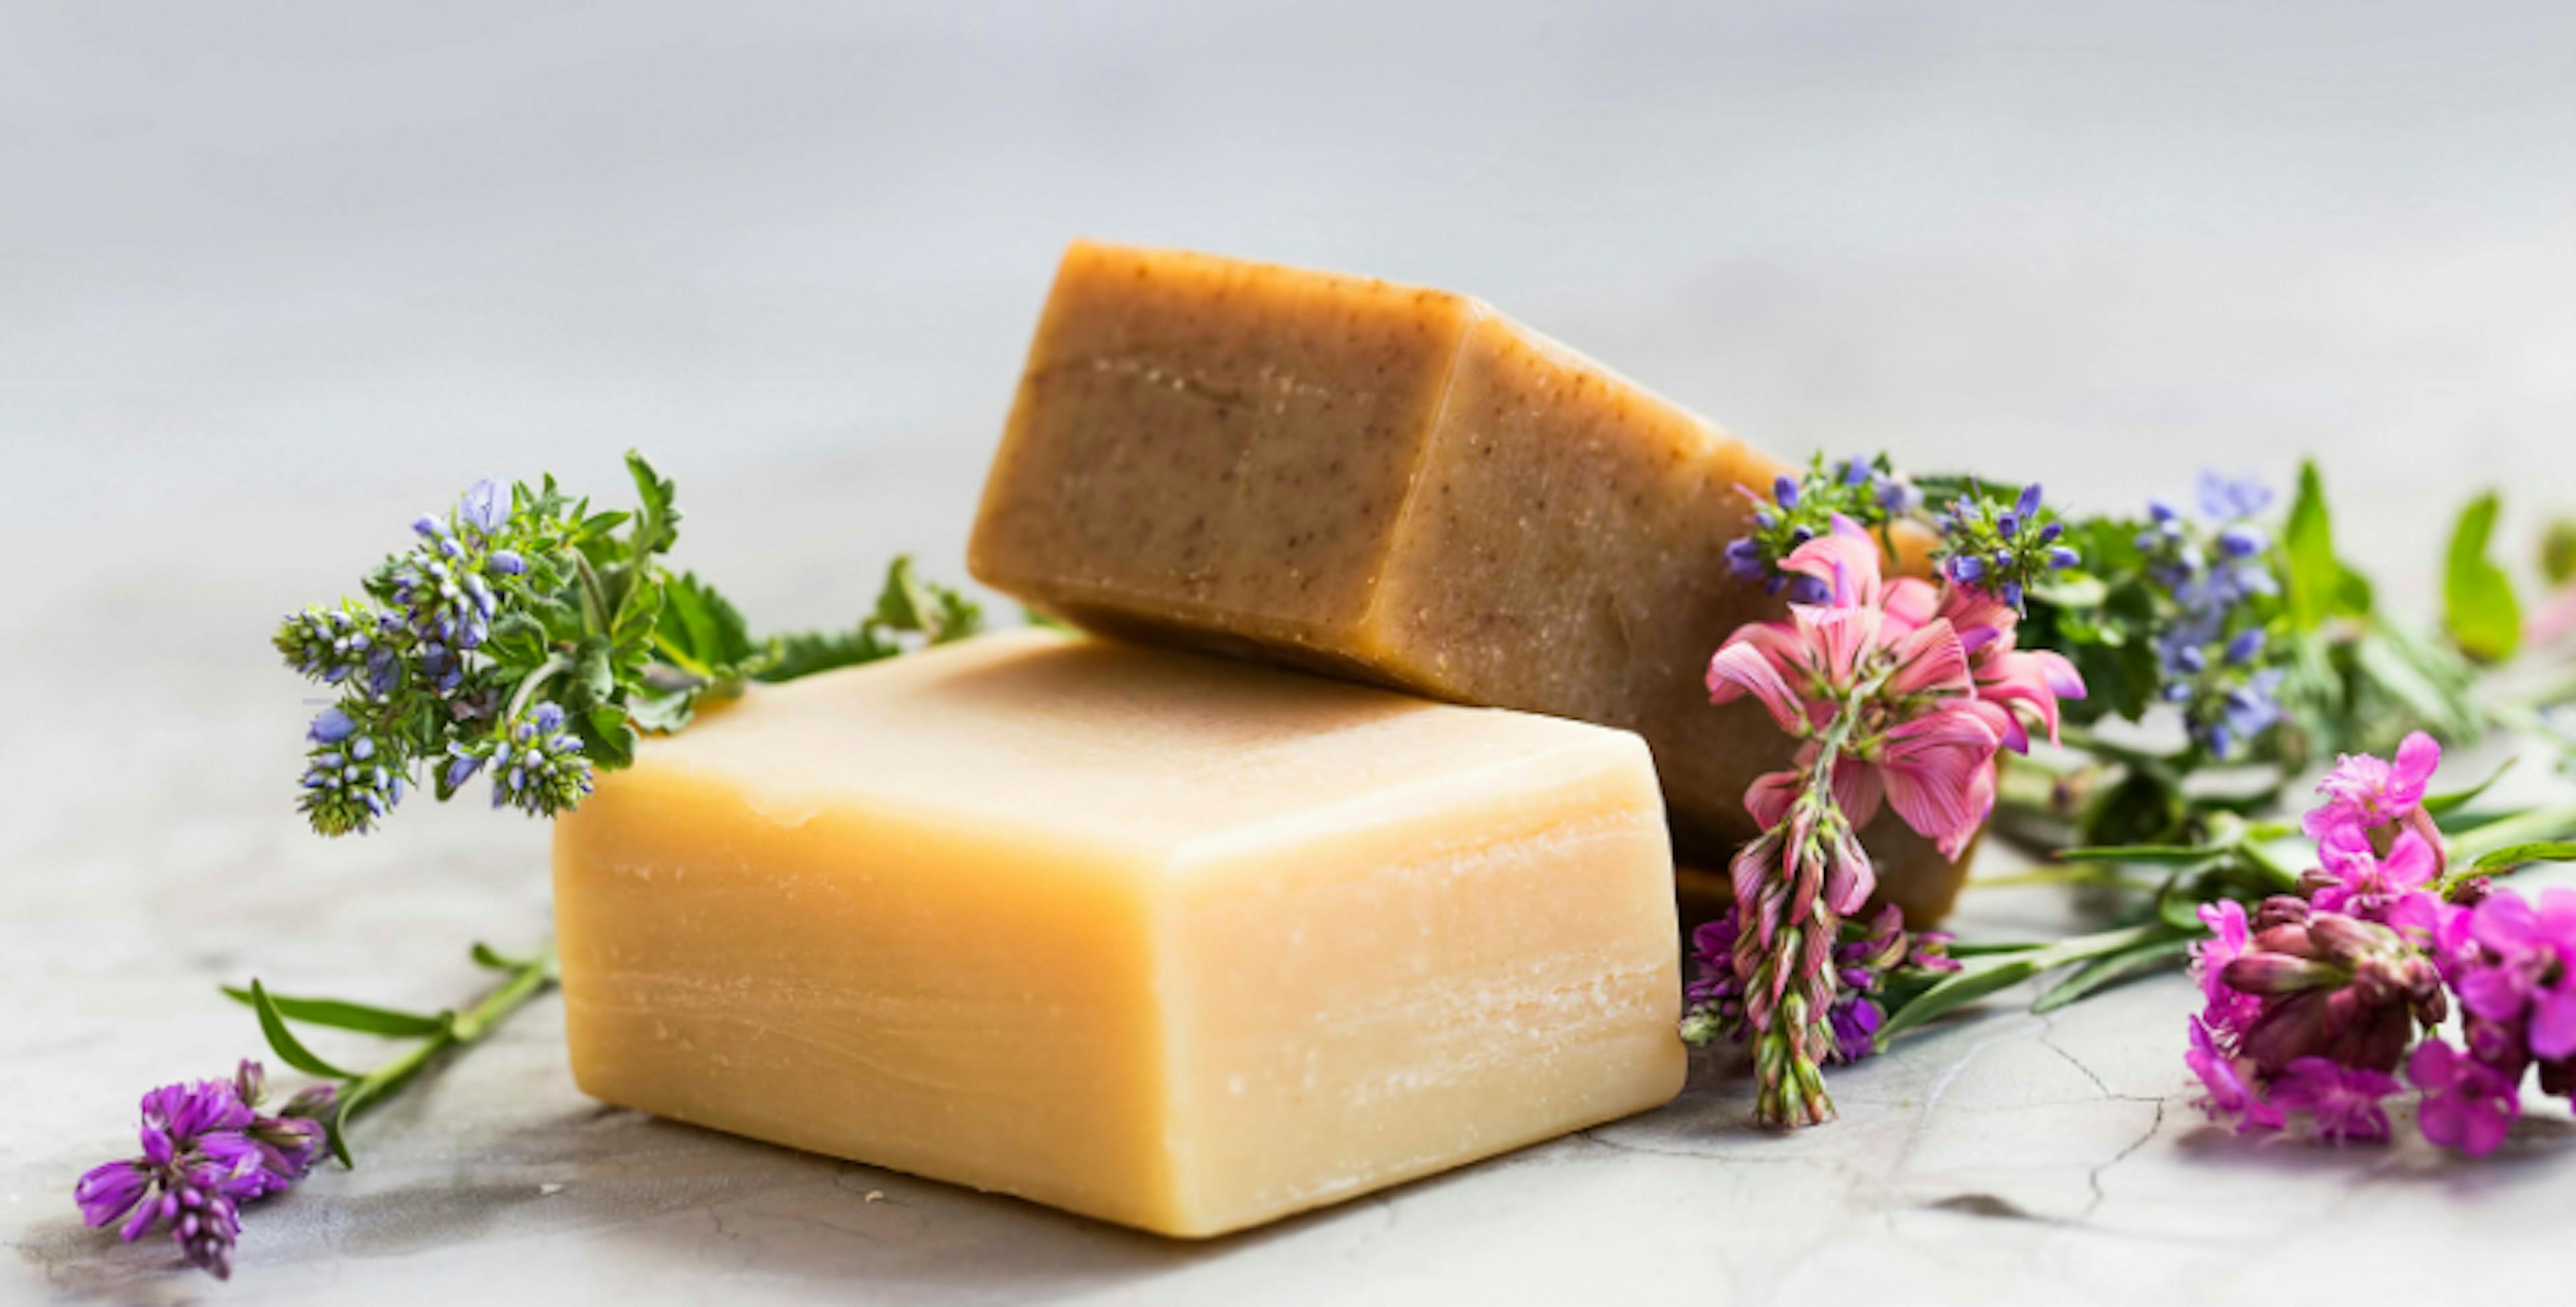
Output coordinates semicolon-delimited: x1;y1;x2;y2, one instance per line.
970;241;1966;921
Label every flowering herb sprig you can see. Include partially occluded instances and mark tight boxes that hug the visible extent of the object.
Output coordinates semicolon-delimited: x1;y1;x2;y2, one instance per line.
1680;902;1960;1064
273;453;982;835
74;940;551;1280
1929;480;2078;612
78;457;985;1282
1723;453;1921;598
1698;516;2083;1125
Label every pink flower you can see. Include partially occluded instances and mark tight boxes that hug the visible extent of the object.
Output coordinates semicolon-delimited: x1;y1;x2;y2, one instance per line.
2409;1039;2522;1156
1709;516;2082;860
2186;1018;2284;1133
2309;825;2442;926
2454;888;2576;1061
2191;900;2263;1039
2301;731;2443;848
2265;1058;2400;1144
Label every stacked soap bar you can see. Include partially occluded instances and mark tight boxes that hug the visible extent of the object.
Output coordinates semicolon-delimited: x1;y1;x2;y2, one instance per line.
554;631;1685;1238
971;241;1968;921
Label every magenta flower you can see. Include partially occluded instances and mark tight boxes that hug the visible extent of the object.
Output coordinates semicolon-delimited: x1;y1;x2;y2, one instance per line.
2265;1058;2400;1144
2308;825;2442;927
2301;731;2445;858
2186;1018;2284;1133
2191;899;2263;1039
2455;887;2576;1061
72;1061;333;1280
2410;1039;2522;1156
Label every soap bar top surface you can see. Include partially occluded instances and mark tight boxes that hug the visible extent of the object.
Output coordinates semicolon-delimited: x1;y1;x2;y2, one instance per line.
641;626;1646;856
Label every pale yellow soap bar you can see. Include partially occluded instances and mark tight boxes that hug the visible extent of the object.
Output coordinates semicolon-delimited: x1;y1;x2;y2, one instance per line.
553;630;1684;1238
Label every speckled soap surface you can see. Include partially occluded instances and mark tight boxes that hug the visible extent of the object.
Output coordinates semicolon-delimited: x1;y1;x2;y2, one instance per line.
971;241;1971;918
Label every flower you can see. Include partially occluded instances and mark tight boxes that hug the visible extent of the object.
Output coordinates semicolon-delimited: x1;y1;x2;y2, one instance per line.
2410;1039;2521;1156
297;709;405;837
1931;482;2075;611
2222;911;2445;1075
2307;826;2443;926
2451;887;2576;1062
1713;517;2082;860
2186;1018;2284;1133
2133;472;2286;758
1680;901;1948;1068
491;702;595;818
2265;1058;2400;1143
2191;899;2264;1038
72;1062;323;1280
2302;731;2444;846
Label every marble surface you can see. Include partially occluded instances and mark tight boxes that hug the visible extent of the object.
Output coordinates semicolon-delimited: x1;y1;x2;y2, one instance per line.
6;3;2575;1303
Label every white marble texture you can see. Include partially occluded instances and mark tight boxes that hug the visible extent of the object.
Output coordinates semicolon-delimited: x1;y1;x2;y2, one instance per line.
5;3;2575;1303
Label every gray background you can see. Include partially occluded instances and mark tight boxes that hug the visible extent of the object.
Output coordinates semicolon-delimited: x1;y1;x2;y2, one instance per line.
5;3;2573;1303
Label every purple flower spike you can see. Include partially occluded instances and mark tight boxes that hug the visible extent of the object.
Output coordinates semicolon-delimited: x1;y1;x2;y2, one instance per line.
73;1062;323;1280
306;707;356;744
2015;482;2042;522
1773;474;1800;510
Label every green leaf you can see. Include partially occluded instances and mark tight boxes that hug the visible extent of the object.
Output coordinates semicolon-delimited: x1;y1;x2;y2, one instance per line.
2031;937;2196;1013
2444;492;2522;663
470;942;526;971
582;704;639;769
2055;843;2224;866
2424;757;2516;817
2472;841;2576;872
628;688;695;734
623;450;682;558
661;571;761;669
2282;460;2339;632
246;980;359;1080
222;987;449;1038
1876;924;2171;1046
2352;627;2483;743
756;625;902;683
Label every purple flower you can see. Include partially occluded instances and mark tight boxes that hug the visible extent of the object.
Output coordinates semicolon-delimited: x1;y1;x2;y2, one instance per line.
2308;826;2442;926
2301;731;2441;843
2186;1018;2284;1133
2455;888;2576;1060
455;478;507;534
2265;1058;2400;1143
2191;899;2263;1038
2198;470;2275;522
1827;995;1884;1063
72;1063;327;1280
2410;1039;2521;1156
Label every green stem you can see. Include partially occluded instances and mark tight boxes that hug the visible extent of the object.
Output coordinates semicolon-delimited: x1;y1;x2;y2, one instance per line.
333;944;556;1151
502;654;574;726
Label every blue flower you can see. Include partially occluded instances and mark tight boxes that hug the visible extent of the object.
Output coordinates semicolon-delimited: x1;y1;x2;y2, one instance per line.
490;701;594;819
298;710;405;836
455;479;506;535
2198;470;2274;522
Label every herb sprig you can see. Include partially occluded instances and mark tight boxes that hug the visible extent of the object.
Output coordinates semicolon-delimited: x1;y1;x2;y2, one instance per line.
274;453;983;834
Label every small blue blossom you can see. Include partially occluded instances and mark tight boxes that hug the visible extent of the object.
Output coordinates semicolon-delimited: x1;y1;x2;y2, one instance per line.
297;712;405;836
1721;453;1921;595
490;702;594;819
1932;481;2073;611
2136;470;2288;758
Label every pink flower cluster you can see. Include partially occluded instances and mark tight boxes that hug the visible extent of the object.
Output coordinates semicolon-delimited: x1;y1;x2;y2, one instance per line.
2187;732;2576;1154
1709;515;2084;865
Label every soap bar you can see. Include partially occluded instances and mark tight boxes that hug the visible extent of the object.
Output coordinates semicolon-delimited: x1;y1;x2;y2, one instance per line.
970;241;1968;919
552;630;1684;1238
